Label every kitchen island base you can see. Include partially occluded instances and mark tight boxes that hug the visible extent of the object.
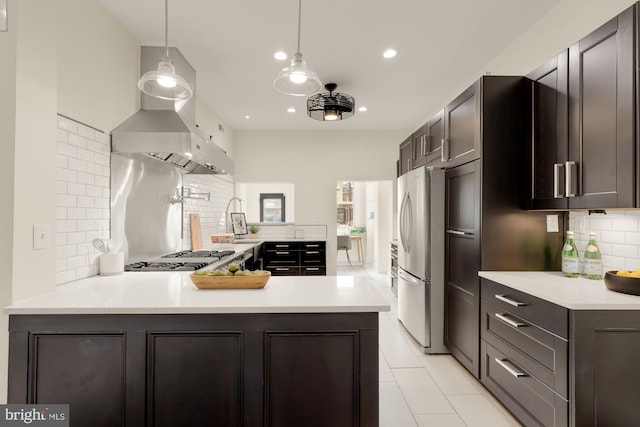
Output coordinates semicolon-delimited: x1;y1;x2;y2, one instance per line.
8;312;379;427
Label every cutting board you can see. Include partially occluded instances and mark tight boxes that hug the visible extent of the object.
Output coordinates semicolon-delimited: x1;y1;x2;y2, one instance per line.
189;213;203;250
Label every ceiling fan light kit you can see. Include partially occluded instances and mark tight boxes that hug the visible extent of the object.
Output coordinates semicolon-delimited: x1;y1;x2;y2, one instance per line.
273;0;322;96
138;0;193;102
307;83;355;121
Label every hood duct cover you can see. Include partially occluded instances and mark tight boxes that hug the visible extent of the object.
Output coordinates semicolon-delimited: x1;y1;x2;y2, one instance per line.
111;46;234;175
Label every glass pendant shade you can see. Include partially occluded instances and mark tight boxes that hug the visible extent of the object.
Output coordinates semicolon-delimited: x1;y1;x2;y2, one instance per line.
274;53;322;96
138;58;193;101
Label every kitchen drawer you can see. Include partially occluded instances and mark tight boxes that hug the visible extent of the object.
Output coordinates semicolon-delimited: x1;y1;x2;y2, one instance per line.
301;267;326;276
481;279;568;339
300;242;325;251
481;300;568;398
264;242;299;251
300;250;325;265
266;266;300;276
482;341;568;427
264;251;298;265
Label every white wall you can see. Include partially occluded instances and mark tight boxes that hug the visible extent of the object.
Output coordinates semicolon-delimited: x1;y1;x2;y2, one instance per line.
0;0;17;404
234;131;403;275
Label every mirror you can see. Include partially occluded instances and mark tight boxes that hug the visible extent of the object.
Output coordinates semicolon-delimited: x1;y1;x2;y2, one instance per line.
235;182;295;223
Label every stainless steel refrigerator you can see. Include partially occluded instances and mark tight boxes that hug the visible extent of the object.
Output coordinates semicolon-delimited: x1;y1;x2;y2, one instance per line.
397;166;448;353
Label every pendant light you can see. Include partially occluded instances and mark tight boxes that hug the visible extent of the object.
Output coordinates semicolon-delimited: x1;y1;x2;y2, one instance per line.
307;83;355;121
273;0;322;96
137;0;193;101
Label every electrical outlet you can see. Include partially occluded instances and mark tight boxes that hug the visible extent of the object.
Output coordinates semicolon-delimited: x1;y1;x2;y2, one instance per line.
546;215;559;233
33;223;51;250
98;223;108;239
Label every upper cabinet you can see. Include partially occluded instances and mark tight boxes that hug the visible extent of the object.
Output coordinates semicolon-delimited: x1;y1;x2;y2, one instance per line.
399;136;413;176
528;4;637;210
526;51;569;210
442;81;481;168
412;123;428;169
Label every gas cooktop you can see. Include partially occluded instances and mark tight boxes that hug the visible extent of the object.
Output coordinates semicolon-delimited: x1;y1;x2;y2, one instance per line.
124;261;210;272
124;250;237;272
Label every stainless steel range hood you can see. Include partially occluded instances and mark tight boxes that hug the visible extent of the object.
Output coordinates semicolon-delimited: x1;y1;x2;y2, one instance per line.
112;46;234;175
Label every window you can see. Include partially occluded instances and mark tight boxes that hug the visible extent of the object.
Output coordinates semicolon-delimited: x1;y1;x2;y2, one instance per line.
260;193;286;222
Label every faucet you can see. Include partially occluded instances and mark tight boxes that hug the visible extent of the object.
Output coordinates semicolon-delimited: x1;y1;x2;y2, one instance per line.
169;188;184;205
225;197;243;233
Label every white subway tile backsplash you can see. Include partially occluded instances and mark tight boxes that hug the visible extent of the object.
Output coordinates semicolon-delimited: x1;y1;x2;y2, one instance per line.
77;123;95;140
68;158;87;173
56;194;77;207
67;183;86;196
56;115;111;285
86;185;102;197
67;133;86;149
77;147;95;162
571;211;640;274
57;168;77;183
94;175;109;188
57;116;78;134
77;172;95;185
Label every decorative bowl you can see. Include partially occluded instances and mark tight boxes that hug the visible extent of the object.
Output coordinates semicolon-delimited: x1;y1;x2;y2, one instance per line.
604;271;640;296
190;270;270;289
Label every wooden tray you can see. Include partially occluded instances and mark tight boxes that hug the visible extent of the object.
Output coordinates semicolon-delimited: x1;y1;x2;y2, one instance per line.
190;272;270;289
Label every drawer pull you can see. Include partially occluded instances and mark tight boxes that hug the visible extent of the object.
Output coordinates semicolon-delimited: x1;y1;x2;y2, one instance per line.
306;268;320;271
275;245;289;248
495;294;526;307
306;244;320;248
306;251;320;254
495;313;526;328
275;268;290;271
275;251;290;255
495;358;527;378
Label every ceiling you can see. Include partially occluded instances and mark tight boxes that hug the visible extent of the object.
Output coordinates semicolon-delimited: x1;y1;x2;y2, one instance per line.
97;0;560;132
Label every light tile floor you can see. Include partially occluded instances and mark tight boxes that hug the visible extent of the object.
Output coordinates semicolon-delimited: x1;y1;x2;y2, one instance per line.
336;263;523;427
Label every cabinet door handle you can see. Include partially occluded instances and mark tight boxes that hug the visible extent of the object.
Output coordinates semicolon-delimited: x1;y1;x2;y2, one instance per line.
276;251;290;255
553;163;565;198
494;358;527;378
441;138;449;161
306;251;320;255
565;160;577;198
495;313;526;328
446;229;473;236
495;294;526;307
408;158;412;170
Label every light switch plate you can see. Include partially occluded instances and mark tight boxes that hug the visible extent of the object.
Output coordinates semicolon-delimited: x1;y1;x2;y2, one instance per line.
546;215;559;233
33;223;51;250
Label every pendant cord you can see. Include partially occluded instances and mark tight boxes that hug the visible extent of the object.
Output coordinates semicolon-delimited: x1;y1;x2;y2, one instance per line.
296;0;302;54
164;0;169;58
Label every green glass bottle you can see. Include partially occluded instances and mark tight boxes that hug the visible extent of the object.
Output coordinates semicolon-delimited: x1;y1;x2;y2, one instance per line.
561;230;579;278
583;232;603;280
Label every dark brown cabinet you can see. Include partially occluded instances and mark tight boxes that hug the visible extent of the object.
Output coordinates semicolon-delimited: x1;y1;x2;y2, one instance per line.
263;241;326;276
9;312;379;427
443;76;565;378
527;4;638;210
442;81;481;168
480;279;568;427
526;51;569;210
412;124;428;169
399;136;413;176
444;161;480;376
425;110;444;166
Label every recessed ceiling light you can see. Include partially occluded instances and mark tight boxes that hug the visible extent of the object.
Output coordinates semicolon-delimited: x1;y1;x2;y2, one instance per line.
358;106;368;112
244;115;251;119
383;49;397;59
287;107;296;113
274;51;288;61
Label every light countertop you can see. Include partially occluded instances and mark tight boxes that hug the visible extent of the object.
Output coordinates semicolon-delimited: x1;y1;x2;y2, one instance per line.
479;271;640;310
4;274;390;315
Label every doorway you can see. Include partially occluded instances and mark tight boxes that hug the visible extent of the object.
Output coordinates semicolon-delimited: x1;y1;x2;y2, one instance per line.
336;180;393;275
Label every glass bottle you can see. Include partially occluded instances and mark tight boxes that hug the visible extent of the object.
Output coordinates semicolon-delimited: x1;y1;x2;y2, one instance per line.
561;230;579;278
583;232;603;280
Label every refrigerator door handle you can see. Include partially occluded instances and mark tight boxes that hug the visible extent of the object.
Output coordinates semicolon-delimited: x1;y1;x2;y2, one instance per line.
399;193;413;253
